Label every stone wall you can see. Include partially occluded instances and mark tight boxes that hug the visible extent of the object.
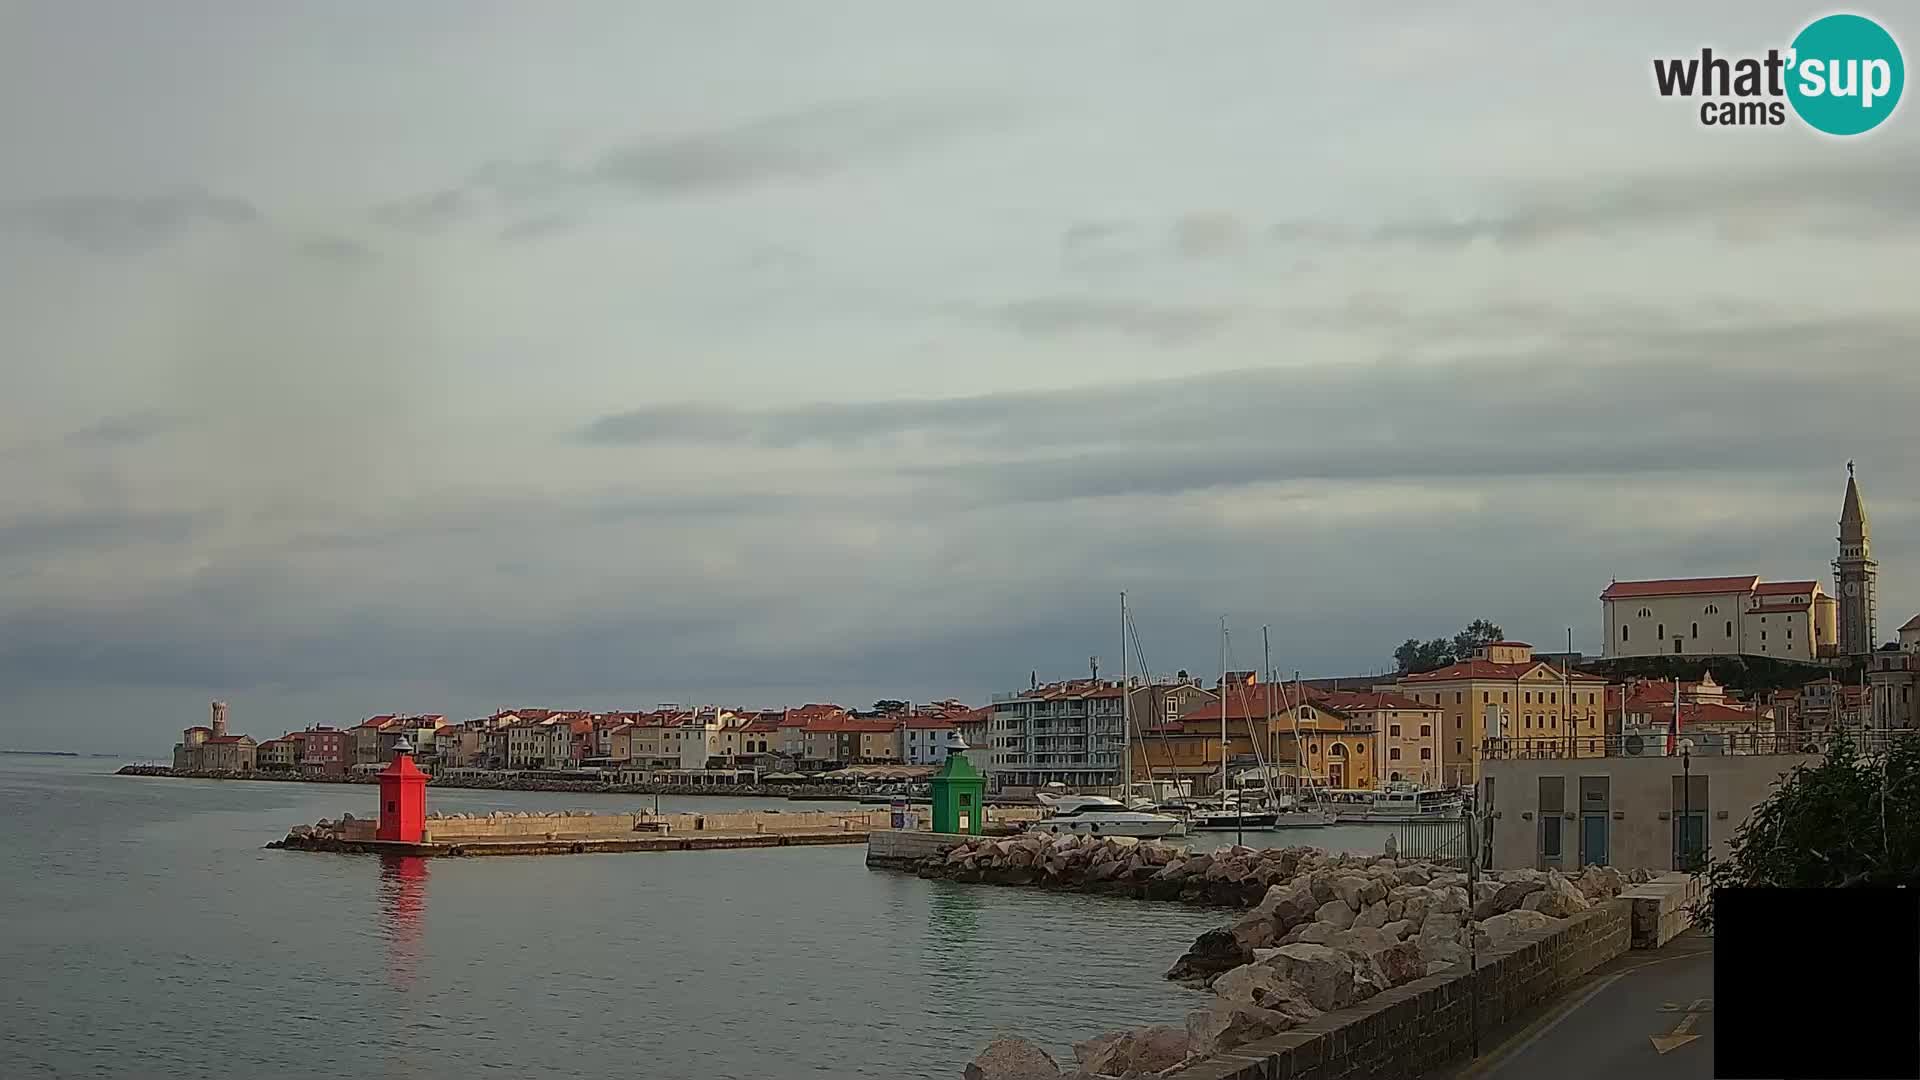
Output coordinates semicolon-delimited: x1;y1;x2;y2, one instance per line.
867;829;971;868
325;808;915;844
1621;872;1701;949
1168;899;1632;1080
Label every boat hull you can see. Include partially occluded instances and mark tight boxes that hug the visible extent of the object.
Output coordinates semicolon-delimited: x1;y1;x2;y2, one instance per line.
1032;819;1187;838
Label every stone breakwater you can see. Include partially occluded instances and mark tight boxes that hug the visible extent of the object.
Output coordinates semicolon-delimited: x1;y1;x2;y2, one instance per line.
944;835;1657;1079
116;765;868;800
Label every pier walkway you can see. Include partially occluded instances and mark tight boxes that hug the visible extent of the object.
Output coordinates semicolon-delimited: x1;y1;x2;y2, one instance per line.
1452;930;1714;1080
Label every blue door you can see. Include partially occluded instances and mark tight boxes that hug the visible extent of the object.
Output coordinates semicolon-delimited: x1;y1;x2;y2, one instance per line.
1580;813;1609;867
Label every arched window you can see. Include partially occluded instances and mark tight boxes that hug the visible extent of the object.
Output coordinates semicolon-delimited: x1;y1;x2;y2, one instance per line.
1705;603;1719;614
1725;621;1733;637
1691;622;1699;638
1638;607;1653;618
1657;623;1665;639
1390;771;1401;782
1330;743;1347;758
1622;625;1630;642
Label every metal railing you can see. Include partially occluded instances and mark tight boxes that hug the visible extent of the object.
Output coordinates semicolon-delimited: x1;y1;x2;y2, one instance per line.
1481;728;1917;760
1393;816;1472;867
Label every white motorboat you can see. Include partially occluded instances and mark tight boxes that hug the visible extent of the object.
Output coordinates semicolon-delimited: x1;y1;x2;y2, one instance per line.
1032;794;1188;838
1320;784;1465;823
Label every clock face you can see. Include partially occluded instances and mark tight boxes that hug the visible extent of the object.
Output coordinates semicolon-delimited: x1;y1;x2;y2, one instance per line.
1845;581;1860;597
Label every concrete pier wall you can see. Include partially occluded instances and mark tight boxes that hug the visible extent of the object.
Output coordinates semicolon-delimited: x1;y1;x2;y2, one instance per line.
1622;871;1702;949
331;808;921;844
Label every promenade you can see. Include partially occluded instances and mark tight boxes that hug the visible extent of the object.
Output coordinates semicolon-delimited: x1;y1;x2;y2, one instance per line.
1453;930;1713;1080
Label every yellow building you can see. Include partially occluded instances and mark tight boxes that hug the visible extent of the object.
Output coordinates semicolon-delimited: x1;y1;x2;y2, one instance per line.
1392;641;1609;785
1312;691;1443;787
1135;681;1382;791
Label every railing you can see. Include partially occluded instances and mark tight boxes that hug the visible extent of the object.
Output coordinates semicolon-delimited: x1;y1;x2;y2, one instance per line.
1481;728;1917;760
1393;817;1472;867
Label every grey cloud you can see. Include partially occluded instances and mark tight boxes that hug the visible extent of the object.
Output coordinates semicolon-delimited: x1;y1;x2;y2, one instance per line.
371;188;466;231
1171;212;1248;259
499;213;574;243
993;297;1238;344
0;508;203;555
1270;149;1920;249
298;235;377;263
4;190;259;253
64;411;179;448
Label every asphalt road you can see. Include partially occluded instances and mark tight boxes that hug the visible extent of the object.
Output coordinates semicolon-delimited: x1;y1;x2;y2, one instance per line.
1452;931;1716;1080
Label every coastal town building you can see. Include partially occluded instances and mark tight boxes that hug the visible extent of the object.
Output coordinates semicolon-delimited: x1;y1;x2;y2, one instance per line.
1836;464;1878;656
1392;642;1609;786
1312;690;1444;788
1869;635;1920;732
172;701;257;772
1600;576;1834;662
989;677;1214;792
257;737;298;771
299;727;349;775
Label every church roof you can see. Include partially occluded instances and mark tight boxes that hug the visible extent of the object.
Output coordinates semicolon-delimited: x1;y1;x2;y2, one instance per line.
1901;614;1920;633
1841;467;1869;537
1602;576;1758;599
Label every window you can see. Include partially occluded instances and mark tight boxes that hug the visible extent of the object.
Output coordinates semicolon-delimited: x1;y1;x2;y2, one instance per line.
1455;740;1463;755
1455;692;1463;705
1623;625;1631;642
1691;622;1698;638
1389;748;1401;760
1502;692;1509;704
1389;724;1401;736
1420;748;1432;760
1657;623;1665;639
1481;692;1489;703
1550;693;1557;705
1725;621;1733;637
1787;628;1793;640
1330;744;1346;758
1390;771;1401;782
1761;631;1767;641
1638;607;1653;618
1524;692;1532;704
1420;724;1432;737
1705;603;1719;614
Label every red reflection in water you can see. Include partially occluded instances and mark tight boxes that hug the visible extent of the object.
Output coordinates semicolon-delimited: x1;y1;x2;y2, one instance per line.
377;855;429;990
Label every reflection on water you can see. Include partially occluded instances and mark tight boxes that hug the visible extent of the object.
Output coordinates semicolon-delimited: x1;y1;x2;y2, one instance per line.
378;855;430;991
2;760;1229;1079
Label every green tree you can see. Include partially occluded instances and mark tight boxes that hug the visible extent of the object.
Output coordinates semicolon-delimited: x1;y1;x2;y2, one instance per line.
1694;734;1920;928
1450;619;1506;661
871;699;909;715
1392;620;1506;675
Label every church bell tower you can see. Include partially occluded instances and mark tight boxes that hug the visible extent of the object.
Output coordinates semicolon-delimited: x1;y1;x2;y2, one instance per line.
1835;462;1878;656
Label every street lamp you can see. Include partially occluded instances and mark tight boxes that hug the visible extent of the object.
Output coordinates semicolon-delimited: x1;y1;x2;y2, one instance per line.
1679;737;1695;870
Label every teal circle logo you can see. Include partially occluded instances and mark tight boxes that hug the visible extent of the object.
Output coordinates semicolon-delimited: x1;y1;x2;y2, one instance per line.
1786;14;1904;135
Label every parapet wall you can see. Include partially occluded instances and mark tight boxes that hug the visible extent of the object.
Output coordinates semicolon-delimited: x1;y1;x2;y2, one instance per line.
334;808;921;844
1171;899;1634;1080
1621;871;1702;949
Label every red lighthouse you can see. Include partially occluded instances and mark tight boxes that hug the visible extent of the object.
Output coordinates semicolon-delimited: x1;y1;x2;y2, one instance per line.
377;736;428;843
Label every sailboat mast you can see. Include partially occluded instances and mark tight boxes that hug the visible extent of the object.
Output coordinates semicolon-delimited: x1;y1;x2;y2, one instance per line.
1263;626;1274;805
1121;591;1130;802
1219;616;1228;799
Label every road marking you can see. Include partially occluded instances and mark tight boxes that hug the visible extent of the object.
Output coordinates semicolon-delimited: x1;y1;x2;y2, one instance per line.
1458;945;1709;1079
1650;999;1708;1054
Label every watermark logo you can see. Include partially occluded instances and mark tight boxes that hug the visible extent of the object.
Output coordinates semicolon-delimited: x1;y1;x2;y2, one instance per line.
1653;12;1904;134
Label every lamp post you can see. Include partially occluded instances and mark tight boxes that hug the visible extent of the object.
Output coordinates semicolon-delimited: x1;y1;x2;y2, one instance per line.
1679;737;1695;870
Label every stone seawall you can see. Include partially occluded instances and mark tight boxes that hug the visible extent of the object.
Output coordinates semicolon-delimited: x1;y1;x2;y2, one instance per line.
118;764;873;800
1170;899;1632;1080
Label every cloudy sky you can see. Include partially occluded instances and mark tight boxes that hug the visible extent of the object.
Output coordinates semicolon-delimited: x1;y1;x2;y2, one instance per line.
4;2;1917;753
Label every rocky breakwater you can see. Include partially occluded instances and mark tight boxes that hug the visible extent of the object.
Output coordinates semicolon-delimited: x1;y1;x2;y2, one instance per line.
959;845;1656;1079
912;832;1308;906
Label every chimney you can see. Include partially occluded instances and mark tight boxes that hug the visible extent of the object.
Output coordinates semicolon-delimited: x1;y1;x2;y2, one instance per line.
211;700;229;738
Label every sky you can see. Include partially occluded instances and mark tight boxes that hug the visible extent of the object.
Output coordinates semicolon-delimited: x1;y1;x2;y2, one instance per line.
3;2;1918;754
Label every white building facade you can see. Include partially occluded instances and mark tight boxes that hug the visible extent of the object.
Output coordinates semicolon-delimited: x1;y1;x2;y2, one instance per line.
1601;576;1835;662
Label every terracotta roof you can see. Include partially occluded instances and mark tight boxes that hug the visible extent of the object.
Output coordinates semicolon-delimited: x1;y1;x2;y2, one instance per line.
1754;581;1818;596
1179;685;1342;724
806;716;900;734
1483;641;1533;649
901;715;956;730
1312;690;1437;712
1601;576;1759;599
1638;702;1769;726
1402;659;1606;684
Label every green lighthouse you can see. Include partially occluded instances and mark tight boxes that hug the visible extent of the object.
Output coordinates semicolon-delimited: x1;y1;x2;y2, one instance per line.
930;730;986;836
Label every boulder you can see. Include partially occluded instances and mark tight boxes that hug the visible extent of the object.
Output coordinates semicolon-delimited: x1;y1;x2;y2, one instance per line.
1229;909;1278;952
1472;880;1545;921
1262;942;1355;1011
1332;875;1371;911
1394;864;1432;887
964;1036;1061;1080
1213;963;1320;1018
1379;919;1413;941
1076;1025;1190;1077
1531;874;1591;918
1314;899;1357;930
1420;936;1468;968
1576;865;1626;900
1185;1002;1300;1059
1371;940;1427;987
1475;909;1558;949
1430;885;1470;915
1166;928;1252;988
1353;900;1389;930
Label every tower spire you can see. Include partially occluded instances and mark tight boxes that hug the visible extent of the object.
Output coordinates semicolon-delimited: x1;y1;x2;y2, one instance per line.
1836;463;1877;656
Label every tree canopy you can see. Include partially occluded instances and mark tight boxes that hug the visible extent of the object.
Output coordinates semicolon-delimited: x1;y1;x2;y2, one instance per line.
871;699;909;715
1694;734;1920;928
1393;619;1507;674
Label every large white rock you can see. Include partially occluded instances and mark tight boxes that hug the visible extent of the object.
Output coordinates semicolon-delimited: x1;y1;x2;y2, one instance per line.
1353;900;1389;930
1532;873;1591;918
1315;898;1358;930
1262;943;1355;1011
1186;1002;1301;1059
1332;875;1371;911
1475;909;1558;949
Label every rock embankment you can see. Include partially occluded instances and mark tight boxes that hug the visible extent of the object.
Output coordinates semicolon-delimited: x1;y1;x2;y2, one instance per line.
911;833;1310;906
957;842;1656;1079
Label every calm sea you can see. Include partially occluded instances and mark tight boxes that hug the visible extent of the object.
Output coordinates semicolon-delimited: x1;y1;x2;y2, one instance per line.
0;757;1332;1080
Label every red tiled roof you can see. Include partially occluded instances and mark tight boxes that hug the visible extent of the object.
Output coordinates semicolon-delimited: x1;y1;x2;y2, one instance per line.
806;716;899;734
901;715;956;730
1179;685;1335;724
1483;641;1533;649
1601;576;1759;600
1402;659;1606;684
1754;581;1818;596
1312;690;1437;712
